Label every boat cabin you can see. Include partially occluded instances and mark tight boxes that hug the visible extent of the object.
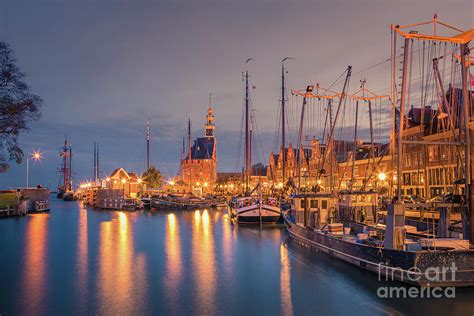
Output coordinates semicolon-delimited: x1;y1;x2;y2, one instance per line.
337;191;378;224
234;196;278;208
291;194;338;228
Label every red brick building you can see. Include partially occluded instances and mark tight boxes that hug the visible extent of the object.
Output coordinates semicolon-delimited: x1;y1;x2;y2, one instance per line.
179;106;217;194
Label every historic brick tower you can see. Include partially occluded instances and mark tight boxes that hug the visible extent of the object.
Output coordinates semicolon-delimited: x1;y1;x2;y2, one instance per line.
179;104;217;193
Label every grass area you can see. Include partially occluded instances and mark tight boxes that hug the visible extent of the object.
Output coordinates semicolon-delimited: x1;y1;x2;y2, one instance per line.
0;193;17;209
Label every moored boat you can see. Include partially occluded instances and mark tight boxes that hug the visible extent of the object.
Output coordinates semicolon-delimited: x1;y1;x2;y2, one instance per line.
230;196;281;225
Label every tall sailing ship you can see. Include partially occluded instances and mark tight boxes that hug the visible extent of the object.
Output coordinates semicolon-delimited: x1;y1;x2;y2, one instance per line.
56;138;74;199
283;16;474;286
230;59;281;224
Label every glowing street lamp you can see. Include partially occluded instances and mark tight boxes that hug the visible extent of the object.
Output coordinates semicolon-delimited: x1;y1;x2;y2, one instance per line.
26;150;43;188
378;172;387;182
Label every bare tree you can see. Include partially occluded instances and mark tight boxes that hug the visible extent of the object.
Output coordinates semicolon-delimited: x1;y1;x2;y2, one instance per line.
0;41;42;172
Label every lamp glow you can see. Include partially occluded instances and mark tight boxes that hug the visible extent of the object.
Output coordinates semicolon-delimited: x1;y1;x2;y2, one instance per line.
378;172;387;181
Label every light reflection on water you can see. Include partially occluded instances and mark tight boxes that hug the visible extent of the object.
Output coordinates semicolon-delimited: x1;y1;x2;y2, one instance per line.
165;213;182;312
21;213;49;315
192;209;216;315
96;211;147;314
1;199;473;315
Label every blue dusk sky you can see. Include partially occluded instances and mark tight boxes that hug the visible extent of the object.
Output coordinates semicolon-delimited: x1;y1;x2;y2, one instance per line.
0;0;471;188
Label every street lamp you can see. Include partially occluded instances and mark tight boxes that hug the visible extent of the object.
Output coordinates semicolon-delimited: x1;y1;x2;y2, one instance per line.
26;150;43;188
378;172;387;182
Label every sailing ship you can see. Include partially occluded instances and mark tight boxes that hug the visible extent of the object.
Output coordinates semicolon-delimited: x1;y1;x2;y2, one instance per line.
56;138;74;199
284;17;474;286
229;59;281;224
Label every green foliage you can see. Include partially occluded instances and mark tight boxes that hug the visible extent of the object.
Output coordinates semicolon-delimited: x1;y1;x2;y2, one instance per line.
141;166;163;188
0;41;42;172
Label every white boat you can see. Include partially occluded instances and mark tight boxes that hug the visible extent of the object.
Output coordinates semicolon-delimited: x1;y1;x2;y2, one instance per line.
231;196;281;225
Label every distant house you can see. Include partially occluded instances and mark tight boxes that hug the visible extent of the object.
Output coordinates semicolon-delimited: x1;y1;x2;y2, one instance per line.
108;167;143;198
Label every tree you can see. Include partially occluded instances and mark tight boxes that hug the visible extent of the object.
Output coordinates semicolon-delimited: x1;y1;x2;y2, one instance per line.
0;41;42;172
142;166;163;188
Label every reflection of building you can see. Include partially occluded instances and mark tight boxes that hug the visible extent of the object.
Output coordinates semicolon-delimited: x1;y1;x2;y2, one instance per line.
108;168;143;198
179;106;217;195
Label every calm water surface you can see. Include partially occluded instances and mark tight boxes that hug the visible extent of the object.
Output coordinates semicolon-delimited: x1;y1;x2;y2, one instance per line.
1;197;473;315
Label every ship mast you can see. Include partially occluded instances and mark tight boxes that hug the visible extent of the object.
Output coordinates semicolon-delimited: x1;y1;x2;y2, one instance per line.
244;58;253;194
146;119;150;170
281;58;293;185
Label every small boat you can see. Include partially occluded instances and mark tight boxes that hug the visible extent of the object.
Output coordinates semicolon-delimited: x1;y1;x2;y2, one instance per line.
230;196;281;225
141;197;151;209
63;191;77;201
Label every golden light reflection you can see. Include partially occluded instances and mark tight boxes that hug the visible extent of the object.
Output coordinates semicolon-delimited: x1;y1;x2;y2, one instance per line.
76;205;88;305
165;213;182;310
280;244;293;316
192;209;216;314
21;214;49;315
222;213;233;273
97;212;147;314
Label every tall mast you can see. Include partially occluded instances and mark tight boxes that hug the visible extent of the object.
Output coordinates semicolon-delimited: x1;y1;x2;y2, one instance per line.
460;43;473;243
146;119;150;170
63;138;68;189
281;58;292;184
244;58;253;193
397;37;410;200
96;142;100;181
187;118;192;161
93;142;97;182
68;145;72;190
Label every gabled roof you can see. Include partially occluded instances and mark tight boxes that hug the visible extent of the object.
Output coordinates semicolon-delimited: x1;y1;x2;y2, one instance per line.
110;167;130;179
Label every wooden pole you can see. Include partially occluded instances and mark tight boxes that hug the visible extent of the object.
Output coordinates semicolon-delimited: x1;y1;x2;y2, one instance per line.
397;37;410;200
460;43;473;243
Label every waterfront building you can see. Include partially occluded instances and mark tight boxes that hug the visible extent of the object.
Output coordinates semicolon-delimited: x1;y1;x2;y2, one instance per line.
178;106;217;195
107;167;144;198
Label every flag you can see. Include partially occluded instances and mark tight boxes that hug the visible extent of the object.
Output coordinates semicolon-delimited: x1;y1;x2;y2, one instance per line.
252;85;256;90
470;73;474;87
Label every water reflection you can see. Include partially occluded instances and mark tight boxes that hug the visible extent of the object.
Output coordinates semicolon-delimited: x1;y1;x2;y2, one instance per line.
76;205;88;306
165;213;182;310
192;209;216;314
222;213;233;274
280;243;293;316
96;212;147;314
21;213;49;315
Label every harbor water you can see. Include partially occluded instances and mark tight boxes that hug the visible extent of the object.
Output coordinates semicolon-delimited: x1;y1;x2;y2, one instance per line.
1;197;473;315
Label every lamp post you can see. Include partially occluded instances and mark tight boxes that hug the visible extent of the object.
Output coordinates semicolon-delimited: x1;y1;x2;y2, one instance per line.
26;150;43;188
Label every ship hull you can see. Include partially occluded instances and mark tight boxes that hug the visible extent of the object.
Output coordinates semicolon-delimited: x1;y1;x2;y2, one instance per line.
234;204;282;225
284;214;474;287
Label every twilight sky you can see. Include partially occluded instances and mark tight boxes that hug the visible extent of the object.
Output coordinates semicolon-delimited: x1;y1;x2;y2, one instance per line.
0;0;472;189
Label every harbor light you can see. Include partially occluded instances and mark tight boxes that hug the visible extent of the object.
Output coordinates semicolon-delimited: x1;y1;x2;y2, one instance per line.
106;177;110;182
203;182;208;187
137;178;142;184
378;172;387;181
